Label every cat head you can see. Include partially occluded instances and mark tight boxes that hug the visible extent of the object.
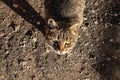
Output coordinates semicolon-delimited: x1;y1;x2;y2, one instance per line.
45;18;79;55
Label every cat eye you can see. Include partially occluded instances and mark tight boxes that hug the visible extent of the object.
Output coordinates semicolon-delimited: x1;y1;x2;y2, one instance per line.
53;40;59;46
53;40;59;50
65;42;71;46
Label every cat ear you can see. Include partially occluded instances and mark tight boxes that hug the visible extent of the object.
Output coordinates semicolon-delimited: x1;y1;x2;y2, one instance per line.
69;23;79;35
47;18;58;27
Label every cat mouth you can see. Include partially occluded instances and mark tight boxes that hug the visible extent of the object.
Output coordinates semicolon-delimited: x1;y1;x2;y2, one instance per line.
45;43;71;55
57;51;68;55
56;49;72;55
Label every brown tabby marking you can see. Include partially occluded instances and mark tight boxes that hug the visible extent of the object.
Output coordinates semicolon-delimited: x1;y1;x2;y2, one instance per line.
44;0;85;54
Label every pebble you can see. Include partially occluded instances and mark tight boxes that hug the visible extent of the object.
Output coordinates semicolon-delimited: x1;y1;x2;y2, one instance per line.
81;26;87;32
109;39;113;42
83;17;88;21
94;21;98;25
15;25;20;32
0;30;5;37
13;4;18;8
32;38;37;43
91;10;95;13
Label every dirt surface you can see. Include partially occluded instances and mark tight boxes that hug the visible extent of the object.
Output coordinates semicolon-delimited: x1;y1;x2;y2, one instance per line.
0;0;120;80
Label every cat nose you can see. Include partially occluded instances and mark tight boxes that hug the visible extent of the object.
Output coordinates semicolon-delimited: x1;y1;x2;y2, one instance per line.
59;46;64;53
59;49;64;53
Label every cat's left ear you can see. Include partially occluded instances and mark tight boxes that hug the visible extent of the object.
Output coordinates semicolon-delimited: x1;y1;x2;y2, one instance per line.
69;23;79;35
47;18;58;27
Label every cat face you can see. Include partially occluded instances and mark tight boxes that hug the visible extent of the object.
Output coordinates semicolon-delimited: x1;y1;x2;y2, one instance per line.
45;18;79;55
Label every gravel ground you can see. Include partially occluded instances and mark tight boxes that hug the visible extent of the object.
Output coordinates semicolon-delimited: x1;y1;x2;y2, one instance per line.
0;0;120;80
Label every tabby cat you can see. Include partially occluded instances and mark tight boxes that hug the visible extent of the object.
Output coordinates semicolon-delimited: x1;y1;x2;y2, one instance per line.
44;0;85;55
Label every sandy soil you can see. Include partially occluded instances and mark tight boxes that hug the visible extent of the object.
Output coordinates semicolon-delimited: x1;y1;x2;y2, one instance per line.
0;0;120;80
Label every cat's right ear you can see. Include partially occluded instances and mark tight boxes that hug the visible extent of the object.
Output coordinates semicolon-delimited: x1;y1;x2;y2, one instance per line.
69;23;79;35
47;18;58;27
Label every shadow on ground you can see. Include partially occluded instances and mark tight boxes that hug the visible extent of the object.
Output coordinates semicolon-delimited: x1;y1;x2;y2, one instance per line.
95;0;120;80
2;0;46;34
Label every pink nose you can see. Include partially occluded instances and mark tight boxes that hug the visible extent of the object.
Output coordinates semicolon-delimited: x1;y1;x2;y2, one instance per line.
59;46;65;53
59;48;64;53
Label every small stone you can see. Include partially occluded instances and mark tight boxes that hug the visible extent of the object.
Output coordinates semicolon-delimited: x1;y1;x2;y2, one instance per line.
23;44;26;47
83;17;88;21
95;2;98;6
13;4;18;8
91;10;95;13
110;39;113;42
15;25;20;32
94;21;98;25
81;26;87;32
37;21;41;25
100;19;103;21
32;38;37;43
113;13;118;16
0;31;5;37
